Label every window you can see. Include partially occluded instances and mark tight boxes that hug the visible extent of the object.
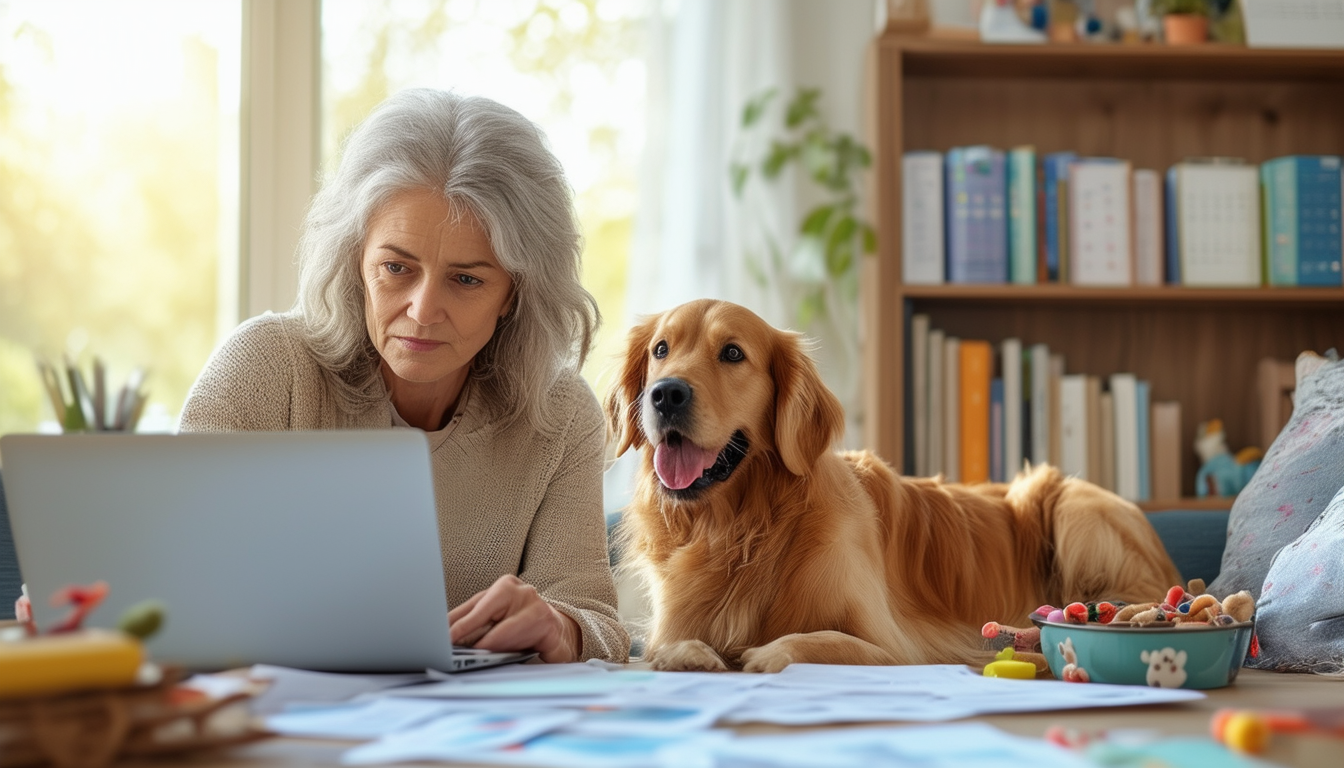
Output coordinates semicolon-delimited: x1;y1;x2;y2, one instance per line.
0;0;241;435
320;0;646;385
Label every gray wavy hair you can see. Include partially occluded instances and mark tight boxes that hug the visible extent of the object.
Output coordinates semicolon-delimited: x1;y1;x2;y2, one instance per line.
293;88;599;434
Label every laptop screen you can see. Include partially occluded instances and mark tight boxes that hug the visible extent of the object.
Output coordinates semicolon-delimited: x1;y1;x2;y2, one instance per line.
1;430;458;672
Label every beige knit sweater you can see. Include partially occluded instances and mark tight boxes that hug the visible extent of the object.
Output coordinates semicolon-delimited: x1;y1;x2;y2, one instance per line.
178;312;629;663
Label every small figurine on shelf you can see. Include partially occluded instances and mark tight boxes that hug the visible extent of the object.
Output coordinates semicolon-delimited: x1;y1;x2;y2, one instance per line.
1194;418;1263;498
979;0;1047;43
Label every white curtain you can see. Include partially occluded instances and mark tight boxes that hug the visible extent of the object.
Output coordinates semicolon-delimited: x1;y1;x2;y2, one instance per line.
625;0;879;434
606;0;880;514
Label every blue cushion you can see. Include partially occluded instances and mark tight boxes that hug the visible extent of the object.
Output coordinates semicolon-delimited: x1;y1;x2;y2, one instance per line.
1145;510;1230;587
0;469;22;618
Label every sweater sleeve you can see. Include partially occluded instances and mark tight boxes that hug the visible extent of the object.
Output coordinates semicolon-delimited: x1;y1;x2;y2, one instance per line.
178;314;296;433
520;377;630;664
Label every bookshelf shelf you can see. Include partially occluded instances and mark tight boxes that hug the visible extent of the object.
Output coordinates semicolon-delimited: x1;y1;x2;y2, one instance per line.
896;285;1344;308
864;36;1344;504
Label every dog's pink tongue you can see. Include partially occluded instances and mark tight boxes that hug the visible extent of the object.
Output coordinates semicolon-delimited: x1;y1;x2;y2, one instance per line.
654;440;720;490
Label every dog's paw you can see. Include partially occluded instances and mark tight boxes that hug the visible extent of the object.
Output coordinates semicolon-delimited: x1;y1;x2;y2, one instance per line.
647;639;729;672
741;642;795;674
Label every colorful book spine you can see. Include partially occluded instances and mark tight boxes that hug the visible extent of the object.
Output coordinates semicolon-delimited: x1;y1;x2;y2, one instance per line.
945;146;1008;284
1008;147;1037;285
1058;374;1088;481
960;340;993;484
990;378;1005;483
1135;379;1151;502
1042;152;1077;283
1133;169;1164;286
1000;338;1023;480
1068;158;1133;286
902;151;946;285
1165;165;1181;284
1262;155;1343;287
1174;161;1261;287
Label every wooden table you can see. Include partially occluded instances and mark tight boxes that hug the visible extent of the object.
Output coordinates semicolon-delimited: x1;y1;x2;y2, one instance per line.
122;669;1342;768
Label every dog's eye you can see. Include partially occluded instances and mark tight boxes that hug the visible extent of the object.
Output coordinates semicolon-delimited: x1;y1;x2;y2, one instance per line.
720;344;745;363
653;340;668;359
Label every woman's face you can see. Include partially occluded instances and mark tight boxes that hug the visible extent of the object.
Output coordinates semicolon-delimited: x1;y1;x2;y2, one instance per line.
362;188;513;390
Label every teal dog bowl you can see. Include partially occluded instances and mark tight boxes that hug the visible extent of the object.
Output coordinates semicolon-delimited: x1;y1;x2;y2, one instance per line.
1033;618;1254;689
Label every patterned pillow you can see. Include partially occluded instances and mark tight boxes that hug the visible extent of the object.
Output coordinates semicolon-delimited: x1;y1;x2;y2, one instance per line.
1208;352;1344;601
1251;482;1344;672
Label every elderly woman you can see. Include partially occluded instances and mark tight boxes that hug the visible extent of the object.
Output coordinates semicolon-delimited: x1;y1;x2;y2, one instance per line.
180;89;627;664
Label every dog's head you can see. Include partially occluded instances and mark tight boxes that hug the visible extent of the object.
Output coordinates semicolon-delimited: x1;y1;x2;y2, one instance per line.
605;299;844;498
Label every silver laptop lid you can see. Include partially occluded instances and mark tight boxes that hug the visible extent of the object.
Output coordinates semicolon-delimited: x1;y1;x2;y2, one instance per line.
1;430;456;673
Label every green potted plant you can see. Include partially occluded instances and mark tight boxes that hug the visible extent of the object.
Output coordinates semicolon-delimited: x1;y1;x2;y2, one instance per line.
729;87;877;330
1149;0;1210;44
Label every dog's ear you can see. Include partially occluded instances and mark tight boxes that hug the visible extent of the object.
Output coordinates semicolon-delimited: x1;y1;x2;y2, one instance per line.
771;330;845;476
604;314;659;457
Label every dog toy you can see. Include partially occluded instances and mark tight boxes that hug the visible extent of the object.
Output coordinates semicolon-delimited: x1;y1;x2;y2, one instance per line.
47;581;111;634
983;647;1039;679
1222;590;1256;623
1058;636;1089;683
1213;707;1344;755
1195;419;1263;498
982;621;1042;653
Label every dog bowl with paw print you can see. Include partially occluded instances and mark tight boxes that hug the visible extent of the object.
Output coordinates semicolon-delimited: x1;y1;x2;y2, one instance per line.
1032;617;1255;689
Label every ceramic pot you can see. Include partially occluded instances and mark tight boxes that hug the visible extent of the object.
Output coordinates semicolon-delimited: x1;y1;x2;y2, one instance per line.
1164;14;1208;44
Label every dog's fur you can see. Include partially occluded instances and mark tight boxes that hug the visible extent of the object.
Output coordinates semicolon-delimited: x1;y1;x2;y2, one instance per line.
606;299;1182;673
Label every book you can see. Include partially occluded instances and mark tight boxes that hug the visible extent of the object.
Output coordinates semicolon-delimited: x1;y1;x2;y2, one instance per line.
1068;159;1133;286
1164;165;1181;284
1048;354;1064;468
959;340;993;484
1099;390;1116;493
1085;375;1103;484
1172;161;1261;287
945;146;1008;283
1151;400;1182;501
1110;373;1140;502
1007;146;1038;285
928;328;945;477
1262;155;1343;287
1135;379;1152;502
1132;169;1164;286
990;378;1005;483
911;313;932;476
1029;343;1051;467
943;336;962;482
1043;152;1078;283
902;152;946;285
1000;337;1023;479
1059;374;1089;480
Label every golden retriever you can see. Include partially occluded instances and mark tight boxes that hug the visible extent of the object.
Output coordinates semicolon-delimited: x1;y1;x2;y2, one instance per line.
606;299;1182;673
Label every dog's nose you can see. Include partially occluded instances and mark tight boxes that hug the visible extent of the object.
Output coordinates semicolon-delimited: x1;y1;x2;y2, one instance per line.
648;377;692;417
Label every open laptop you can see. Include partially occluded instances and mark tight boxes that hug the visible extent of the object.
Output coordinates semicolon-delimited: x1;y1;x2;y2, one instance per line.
0;430;532;673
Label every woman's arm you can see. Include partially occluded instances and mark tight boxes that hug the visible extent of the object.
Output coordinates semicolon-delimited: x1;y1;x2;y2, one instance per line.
178;314;296;433
513;379;630;663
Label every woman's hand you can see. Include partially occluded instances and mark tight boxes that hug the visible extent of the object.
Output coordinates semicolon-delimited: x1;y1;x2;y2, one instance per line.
448;575;582;663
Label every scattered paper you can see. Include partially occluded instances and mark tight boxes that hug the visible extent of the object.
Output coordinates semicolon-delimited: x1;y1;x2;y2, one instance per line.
248;664;429;715
341;711;582;766
265;698;463;740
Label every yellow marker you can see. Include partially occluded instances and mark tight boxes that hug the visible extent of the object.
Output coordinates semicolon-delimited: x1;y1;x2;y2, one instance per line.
983;647;1037;679
0;629;143;699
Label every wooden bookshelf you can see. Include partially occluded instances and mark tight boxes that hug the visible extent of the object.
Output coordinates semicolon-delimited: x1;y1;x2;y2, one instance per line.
864;36;1344;505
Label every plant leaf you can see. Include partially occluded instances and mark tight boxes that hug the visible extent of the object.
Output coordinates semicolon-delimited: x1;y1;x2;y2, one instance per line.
825;215;858;276
729;162;750;198
800;205;834;238
798;289;825;329
862;223;878;254
786;87;821;130
762;141;795;179
742;88;777;128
